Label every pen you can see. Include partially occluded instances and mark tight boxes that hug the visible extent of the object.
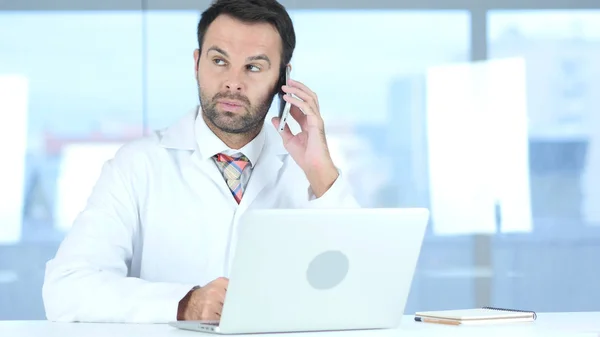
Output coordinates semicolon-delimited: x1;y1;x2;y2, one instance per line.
414;316;461;326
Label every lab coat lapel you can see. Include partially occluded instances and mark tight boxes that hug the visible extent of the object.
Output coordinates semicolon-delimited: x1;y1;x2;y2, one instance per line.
239;152;283;210
159;109;237;207
186;151;237;207
238;125;288;210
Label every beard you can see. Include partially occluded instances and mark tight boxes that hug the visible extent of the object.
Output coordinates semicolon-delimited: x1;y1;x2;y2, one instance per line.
199;83;278;135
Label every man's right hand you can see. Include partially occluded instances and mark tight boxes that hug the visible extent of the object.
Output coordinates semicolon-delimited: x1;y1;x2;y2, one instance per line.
177;277;229;321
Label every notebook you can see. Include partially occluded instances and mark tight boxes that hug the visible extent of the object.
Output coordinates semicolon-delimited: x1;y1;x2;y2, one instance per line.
414;307;537;326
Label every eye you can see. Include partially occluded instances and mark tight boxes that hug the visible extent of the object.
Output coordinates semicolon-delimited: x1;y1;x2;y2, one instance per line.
247;64;261;72
213;58;227;66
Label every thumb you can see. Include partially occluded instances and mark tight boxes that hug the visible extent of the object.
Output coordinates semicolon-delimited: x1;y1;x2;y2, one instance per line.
272;116;294;143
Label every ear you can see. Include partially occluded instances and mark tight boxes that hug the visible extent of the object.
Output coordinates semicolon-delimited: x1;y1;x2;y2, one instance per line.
193;49;200;73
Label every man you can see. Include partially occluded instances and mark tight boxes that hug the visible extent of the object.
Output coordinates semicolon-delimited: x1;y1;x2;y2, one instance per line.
42;0;358;324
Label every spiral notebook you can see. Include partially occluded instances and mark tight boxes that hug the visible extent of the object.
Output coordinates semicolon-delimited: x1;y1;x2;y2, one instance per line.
414;307;537;326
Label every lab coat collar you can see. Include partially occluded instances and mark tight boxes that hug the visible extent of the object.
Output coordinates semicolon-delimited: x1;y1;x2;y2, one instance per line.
158;106;287;159
157;108;198;151
160;106;288;211
194;107;264;167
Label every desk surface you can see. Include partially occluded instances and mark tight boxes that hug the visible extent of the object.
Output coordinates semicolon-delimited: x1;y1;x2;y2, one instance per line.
1;312;599;337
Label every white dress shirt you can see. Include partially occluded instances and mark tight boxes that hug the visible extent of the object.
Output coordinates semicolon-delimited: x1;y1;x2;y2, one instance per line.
42;107;359;324
195;109;264;194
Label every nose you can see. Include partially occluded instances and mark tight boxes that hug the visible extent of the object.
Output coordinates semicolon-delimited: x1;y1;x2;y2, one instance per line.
225;82;242;91
223;71;243;92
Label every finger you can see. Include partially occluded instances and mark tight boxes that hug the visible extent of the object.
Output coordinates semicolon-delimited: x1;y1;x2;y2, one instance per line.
283;96;324;130
209;286;228;304
221;278;229;291
205;311;220;321
217;288;227;304
210;277;229;293
289;105;308;130
202;295;224;310
213;299;224;311
201;298;224;317
283;94;315;117
201;306;220;321
213;277;229;286
288;79;319;110
211;301;224;318
208;289;226;305
205;277;227;288
282;85;318;114
271;117;294;144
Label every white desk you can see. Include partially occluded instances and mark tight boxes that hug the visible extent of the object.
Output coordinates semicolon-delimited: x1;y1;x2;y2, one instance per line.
1;312;599;337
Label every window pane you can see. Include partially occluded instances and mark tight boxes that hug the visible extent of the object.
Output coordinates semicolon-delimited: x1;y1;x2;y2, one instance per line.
0;11;143;319
304;11;474;313
425;58;532;235
145;10;200;128
488;10;600;312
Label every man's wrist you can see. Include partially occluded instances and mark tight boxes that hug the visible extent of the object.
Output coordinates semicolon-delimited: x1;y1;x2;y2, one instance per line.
177;285;200;321
306;163;339;198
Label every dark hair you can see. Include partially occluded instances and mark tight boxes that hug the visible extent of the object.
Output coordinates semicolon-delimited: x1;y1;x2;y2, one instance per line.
197;0;296;83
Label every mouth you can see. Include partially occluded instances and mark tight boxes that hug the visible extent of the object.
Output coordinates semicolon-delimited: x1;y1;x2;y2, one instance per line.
217;99;244;111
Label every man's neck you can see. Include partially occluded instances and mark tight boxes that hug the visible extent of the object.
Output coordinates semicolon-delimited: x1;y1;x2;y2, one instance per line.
202;113;262;150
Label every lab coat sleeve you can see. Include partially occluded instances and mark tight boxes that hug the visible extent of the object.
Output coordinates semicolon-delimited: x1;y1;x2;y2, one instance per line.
42;144;196;323
306;168;360;208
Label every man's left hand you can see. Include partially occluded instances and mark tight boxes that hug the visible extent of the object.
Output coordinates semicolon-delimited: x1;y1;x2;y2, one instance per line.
272;79;339;198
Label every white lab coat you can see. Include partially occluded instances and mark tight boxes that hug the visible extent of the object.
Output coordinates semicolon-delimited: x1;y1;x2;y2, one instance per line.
42;108;359;324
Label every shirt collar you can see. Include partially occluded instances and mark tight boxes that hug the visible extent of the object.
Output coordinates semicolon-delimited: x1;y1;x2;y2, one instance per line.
158;106;286;161
194;106;265;167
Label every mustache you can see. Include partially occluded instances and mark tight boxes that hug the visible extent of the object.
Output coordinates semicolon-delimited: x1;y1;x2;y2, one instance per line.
212;92;251;106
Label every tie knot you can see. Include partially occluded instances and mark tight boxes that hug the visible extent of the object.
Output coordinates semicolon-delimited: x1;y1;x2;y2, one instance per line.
214;153;250;181
215;153;249;165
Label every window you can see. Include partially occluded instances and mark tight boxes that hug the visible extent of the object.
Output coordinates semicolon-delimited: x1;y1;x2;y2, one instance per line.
489;10;600;227
488;10;600;312
0;11;143;320
145;9;471;215
144;10;200;128
425;58;532;235
0;8;473;319
287;10;471;231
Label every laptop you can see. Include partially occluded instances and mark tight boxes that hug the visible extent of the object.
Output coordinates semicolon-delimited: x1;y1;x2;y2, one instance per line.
169;207;429;334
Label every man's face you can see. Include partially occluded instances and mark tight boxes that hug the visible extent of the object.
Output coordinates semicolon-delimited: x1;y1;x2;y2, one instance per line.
194;14;282;134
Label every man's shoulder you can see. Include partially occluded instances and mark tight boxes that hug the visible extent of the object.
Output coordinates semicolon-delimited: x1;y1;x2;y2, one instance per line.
109;132;164;169
119;131;162;153
111;110;197;168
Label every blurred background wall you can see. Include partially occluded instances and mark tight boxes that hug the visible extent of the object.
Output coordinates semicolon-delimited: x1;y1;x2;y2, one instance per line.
2;0;600;319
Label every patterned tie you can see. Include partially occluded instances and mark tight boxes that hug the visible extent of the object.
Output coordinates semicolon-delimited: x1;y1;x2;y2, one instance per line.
214;153;250;204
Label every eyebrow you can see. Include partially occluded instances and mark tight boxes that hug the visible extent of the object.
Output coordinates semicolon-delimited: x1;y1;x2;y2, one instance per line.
246;54;271;67
207;45;272;68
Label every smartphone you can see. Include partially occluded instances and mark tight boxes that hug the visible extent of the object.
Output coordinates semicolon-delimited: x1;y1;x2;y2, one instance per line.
277;65;292;133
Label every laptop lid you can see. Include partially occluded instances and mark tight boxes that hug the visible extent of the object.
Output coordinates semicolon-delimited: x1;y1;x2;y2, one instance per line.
217;208;429;334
